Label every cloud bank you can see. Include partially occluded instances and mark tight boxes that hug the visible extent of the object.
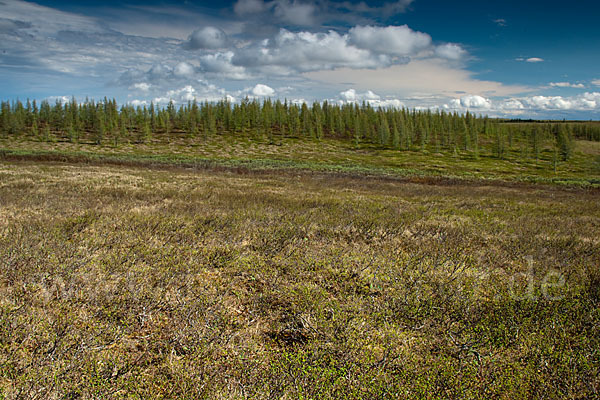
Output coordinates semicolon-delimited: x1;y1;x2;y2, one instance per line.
1;0;598;119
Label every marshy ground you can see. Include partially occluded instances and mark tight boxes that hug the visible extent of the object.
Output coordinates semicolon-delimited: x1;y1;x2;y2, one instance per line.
1;159;598;398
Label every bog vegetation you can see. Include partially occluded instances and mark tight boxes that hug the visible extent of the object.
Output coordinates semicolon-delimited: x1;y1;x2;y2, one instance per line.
1;161;599;399
0;97;599;399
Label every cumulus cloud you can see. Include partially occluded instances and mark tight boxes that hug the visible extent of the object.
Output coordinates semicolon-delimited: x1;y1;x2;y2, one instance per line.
229;25;466;77
434;43;467;61
349;25;431;56
549;82;585;89
45;95;71;105
232;28;390;74
444;92;600;115
449;95;492;109
340;88;379;102
251;83;275;96
525;57;544;63
173;61;195;77
130;82;151;91
185;26;229;50
130;99;148;107
339;88;404;108
2;0;472;105
148;83;233;105
199;51;250;79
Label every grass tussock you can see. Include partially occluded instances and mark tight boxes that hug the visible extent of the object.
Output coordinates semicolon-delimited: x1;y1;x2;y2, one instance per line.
0;161;599;399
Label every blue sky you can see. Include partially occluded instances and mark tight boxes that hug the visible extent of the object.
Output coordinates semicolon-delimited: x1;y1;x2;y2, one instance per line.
1;0;599;118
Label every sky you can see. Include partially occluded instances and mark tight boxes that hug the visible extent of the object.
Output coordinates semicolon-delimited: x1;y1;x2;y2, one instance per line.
1;0;600;119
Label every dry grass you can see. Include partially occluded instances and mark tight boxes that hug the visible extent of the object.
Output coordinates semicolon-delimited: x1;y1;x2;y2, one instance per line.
0;160;599;399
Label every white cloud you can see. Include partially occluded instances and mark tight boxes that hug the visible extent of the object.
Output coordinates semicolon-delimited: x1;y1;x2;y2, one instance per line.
525;57;544;63
341;88;380;102
232;28;391;74
45;95;71;104
229;25;467;77
444;92;600;115
339;88;403;108
173;62;195;77
185;26;229;50
455;95;492;109
251;83;275;96
130;82;151;91
349;25;431;56
340;88;358;102
494;18;507;27
549;82;585;88
152;83;231;104
434;43;467;61
199;51;250;79
130;99;148;107
306;59;529;101
591;79;600;87
375;98;404;108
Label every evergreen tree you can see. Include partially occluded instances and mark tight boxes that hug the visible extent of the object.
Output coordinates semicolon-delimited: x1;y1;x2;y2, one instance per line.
42;124;51;142
68;124;77;143
555;124;573;161
390;115;400;149
314;112;323;140
353;113;360;148
31;117;38;137
531;125;542;161
94;116;104;145
378;115;390;147
138;120;151;143
1;101;11;137
494;126;506;159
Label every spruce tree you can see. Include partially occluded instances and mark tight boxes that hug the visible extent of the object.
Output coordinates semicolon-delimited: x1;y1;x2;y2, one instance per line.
353;114;360;148
138;120;151;143
378;115;390;147
94;113;105;145
31;117;38;137
68;124;77;143
555;124;573;161
43;124;51;142
531;125;542;161
314;112;323;140
494;126;505;159
391;116;400;149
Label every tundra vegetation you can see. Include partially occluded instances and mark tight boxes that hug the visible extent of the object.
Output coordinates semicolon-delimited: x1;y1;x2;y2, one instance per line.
0;98;599;398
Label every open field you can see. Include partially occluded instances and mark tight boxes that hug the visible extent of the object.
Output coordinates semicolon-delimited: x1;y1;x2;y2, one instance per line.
1;159;599;398
1;134;600;187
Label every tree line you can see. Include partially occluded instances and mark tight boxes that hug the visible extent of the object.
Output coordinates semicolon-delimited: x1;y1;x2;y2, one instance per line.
2;97;597;163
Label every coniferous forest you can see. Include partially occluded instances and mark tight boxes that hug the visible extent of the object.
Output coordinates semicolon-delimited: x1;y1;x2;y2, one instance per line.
2;97;600;164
